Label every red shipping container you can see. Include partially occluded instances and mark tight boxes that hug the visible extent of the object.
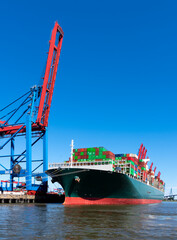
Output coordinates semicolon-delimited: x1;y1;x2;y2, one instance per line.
103;151;114;156
95;148;99;156
96;159;103;161
127;157;138;165
106;154;115;160
139;162;146;168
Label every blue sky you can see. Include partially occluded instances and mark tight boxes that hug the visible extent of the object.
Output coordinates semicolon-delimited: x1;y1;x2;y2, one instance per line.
0;0;177;194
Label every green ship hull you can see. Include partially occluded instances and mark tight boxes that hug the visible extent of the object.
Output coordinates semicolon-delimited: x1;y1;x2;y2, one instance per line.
46;168;164;205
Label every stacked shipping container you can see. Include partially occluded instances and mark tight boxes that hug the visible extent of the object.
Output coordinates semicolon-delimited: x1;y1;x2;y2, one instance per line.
67;147;165;191
72;147;115;168
115;154;145;180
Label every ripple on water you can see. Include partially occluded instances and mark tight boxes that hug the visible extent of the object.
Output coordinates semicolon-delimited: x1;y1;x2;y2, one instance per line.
0;202;176;239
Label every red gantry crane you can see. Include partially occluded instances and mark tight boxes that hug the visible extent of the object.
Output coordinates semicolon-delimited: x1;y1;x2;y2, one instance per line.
0;22;63;192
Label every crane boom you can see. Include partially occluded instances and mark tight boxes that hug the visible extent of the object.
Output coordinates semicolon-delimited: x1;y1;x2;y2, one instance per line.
0;22;63;136
37;22;64;126
143;149;147;159
149;162;153;171
140;146;145;159
138;144;143;159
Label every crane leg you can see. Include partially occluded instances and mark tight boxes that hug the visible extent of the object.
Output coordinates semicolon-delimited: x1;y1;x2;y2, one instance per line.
10;138;14;191
26;113;32;190
42;127;48;192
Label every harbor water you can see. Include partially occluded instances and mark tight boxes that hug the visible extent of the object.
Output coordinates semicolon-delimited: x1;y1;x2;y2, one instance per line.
0;201;177;239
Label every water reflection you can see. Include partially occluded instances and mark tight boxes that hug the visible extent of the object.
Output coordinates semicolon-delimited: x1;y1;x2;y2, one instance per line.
0;202;176;239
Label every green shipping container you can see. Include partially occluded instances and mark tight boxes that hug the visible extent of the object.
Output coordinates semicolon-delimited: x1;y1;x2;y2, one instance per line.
87;148;96;153
127;160;135;166
141;167;146;171
99;147;107;152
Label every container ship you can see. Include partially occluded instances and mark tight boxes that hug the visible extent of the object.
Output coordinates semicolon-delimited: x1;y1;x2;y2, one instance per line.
46;143;165;205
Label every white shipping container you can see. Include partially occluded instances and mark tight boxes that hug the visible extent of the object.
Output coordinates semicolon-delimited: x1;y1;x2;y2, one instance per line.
129;154;138;159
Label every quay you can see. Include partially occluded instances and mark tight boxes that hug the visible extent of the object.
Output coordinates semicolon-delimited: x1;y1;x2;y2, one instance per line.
0;192;65;204
0;193;35;204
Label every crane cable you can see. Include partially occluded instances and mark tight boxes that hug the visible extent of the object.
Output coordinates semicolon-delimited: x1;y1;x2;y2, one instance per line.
0;90;31;113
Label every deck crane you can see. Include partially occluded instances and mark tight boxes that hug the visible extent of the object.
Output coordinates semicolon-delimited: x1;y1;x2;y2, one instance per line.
0;22;63;192
138;144;143;159
157;171;161;180
142;149;147;159
138;144;148;160
140;146;145;159
149;162;153;172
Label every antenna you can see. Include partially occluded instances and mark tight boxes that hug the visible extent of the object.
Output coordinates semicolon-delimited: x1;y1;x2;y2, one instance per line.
70;139;74;167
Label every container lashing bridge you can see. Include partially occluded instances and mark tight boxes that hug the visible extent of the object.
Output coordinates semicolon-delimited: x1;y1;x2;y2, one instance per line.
0;22;63;193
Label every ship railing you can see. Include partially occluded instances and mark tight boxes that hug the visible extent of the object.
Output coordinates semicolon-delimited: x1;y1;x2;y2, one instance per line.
48;160;113;169
49;163;70;168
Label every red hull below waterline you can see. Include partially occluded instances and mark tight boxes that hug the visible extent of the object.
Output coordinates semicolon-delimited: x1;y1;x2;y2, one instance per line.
64;197;162;205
